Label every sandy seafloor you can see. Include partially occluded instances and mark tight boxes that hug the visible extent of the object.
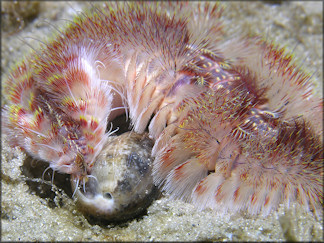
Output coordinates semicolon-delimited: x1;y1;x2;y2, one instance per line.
1;1;323;241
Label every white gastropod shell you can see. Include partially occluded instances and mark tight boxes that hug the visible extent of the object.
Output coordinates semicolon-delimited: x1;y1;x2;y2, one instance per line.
71;132;159;222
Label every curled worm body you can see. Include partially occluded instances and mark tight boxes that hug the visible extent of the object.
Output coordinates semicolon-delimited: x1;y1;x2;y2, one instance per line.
2;2;322;217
